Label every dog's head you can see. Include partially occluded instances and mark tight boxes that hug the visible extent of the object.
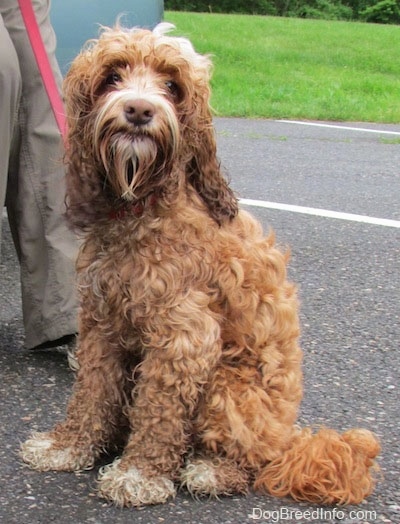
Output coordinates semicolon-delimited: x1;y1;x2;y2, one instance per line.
64;23;237;229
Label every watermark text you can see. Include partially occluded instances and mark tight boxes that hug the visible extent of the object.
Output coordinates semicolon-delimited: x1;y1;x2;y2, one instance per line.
248;506;377;522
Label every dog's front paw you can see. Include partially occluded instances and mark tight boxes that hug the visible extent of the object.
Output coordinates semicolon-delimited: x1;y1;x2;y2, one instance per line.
20;432;94;471
97;458;176;507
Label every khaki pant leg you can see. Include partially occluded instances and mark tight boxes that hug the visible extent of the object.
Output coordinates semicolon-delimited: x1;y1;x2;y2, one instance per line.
2;0;78;348
0;13;21;244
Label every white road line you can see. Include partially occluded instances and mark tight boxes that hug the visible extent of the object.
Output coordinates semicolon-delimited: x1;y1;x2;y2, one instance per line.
4;200;398;228
276;120;400;136
239;199;400;228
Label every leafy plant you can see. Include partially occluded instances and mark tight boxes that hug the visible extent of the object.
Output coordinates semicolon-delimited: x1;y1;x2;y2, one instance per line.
361;0;400;23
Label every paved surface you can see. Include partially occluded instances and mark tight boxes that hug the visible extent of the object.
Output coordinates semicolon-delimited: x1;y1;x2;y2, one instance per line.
1;118;399;523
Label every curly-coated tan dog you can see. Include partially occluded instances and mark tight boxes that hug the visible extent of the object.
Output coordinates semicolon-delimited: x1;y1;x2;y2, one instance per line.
20;23;380;507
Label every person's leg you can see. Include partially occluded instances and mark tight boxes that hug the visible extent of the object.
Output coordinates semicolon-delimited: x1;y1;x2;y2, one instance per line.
2;0;78;349
0;12;21;248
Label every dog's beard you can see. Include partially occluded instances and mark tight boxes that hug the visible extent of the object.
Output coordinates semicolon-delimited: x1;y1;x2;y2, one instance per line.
100;134;159;200
93;93;179;201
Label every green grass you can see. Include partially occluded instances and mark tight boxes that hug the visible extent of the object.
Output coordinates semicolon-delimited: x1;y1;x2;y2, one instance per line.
165;11;400;123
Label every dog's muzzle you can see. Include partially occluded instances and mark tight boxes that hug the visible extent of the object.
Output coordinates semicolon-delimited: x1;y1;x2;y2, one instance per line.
123;99;156;127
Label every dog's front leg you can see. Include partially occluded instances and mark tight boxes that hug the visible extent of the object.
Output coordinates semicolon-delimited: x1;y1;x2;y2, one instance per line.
20;330;129;471
97;297;222;507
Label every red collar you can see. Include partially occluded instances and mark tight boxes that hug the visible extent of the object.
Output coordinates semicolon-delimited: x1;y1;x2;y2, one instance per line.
108;193;158;220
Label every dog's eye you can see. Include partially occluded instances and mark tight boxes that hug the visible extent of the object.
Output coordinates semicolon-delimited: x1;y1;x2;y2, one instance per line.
105;71;122;86
165;81;179;98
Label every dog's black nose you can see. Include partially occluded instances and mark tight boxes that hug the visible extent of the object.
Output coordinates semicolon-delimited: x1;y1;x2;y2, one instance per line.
124;99;155;126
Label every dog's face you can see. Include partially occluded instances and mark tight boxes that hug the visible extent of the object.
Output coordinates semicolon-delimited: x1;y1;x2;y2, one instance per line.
92;59;181;201
64;23;238;229
64;23;212;201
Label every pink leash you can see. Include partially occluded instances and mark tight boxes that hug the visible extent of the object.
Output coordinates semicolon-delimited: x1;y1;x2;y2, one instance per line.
18;0;67;140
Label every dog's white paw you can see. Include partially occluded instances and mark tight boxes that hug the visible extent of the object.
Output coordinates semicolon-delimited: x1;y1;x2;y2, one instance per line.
20;432;94;471
180;460;218;497
97;458;176;507
181;458;249;497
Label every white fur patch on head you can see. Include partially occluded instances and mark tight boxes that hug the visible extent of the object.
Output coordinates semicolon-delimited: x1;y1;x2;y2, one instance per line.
98;458;176;507
152;22;212;80
152;21;176;37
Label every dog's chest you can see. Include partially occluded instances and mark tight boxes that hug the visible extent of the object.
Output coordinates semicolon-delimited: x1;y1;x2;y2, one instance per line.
78;224;217;328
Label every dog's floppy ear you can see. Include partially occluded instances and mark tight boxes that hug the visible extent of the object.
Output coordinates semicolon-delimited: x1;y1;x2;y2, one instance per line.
186;118;238;225
184;75;238;224
167;29;238;224
62;50;111;230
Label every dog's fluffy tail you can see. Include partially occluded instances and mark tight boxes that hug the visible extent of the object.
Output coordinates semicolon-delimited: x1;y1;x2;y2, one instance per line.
253;427;380;504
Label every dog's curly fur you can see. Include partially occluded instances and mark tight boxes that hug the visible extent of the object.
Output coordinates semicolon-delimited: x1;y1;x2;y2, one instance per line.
20;23;380;508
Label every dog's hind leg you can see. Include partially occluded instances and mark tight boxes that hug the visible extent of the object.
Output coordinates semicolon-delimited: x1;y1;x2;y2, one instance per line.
194;359;301;465
20;331;129;471
181;353;301;499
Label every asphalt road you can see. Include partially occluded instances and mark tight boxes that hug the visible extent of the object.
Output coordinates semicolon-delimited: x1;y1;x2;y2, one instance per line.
1;118;399;524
